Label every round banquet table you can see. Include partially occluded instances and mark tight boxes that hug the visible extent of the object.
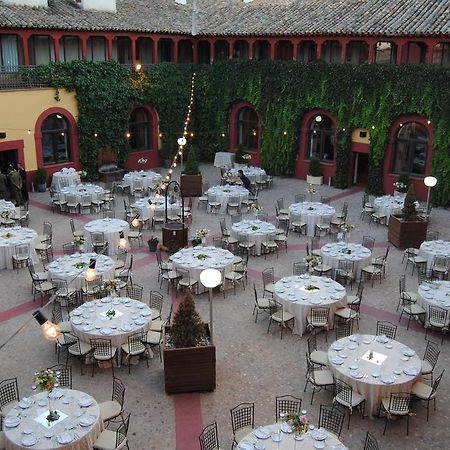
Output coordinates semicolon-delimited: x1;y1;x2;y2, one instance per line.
0;226;39;269
231;220;276;256
0;200;16;216
50;168;81;192
320;242;372;279
238;423;346;450
328;334;421;417
274;275;347;335
70;296;152;363
3;388;102;450
229;166;266;183
130;196;181;222
47;253;115;290
83;218;129;256
288;202;335;237
373;195;406;221
206;185;249;214
123;170;162;192
418;280;450;326
58;184;105;204
170;246;235;293
418;240;450;268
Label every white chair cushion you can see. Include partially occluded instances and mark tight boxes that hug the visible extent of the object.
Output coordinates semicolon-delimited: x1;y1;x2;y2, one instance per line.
99;400;122;422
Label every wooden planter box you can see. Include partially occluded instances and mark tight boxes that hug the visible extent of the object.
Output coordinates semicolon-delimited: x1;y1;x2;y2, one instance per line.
163;325;216;394
180;174;203;197
306;174;323;185
388;214;428;249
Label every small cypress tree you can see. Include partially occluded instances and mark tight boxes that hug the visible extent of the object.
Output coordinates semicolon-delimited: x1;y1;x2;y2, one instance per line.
184;146;200;175
235;144;245;163
170;294;205;348
308;158;322;177
402;184;418;221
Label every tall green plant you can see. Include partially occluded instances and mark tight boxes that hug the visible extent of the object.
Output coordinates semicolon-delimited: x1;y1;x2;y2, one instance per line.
402;184;418;221
184;146;200;175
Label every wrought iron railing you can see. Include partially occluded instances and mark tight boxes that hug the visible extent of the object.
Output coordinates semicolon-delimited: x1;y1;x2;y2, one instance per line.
0;65;49;89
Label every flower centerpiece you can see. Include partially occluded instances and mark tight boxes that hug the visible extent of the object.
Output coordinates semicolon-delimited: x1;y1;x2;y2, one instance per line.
249;202;260;217
34;369;60;422
195;254;209;261
306;255;320;271
103;279;120;295
106;309;116;320
2;231;13;239
340;248;352;254
341;223;354;233
73;235;85;247
73;261;87;269
242;153;251;162
223;188;231;193
1;210;11;220
251;224;259;231
393;181;407;193
285;411;309;437
193;228;209;246
78;170;87;180
306;183;317;201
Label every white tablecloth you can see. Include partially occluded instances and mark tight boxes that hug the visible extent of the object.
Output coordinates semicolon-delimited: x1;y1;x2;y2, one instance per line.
170;246;235;292
47;253;115;290
50;168;81;192
123;171;162;192
418;240;450;268
83;219;129;256
4;389;102;450
59;184;105;204
229;167;266;183
374;195;406;221
321;242;372;279
0;200;16;215
231;220;276;256
206;185;249;214
0;226;39;269
70;296;152;349
213;152;235;169
328;334;421;417
274;275;347;335
418;280;450;326
288;202;335;237
238;423;346;450
130;196;181;222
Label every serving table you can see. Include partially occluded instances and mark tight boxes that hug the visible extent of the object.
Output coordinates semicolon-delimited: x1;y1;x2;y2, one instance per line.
274;275;346;335
328;334;421;417
3;388;102;450
288;202;335;237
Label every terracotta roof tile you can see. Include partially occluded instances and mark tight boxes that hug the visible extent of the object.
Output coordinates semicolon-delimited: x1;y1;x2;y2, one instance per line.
0;0;448;37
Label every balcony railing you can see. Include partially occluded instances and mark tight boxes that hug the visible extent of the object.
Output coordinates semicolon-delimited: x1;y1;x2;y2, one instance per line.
0;65;49;90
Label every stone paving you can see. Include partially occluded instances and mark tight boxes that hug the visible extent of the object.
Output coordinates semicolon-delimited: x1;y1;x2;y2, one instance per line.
1;163;449;450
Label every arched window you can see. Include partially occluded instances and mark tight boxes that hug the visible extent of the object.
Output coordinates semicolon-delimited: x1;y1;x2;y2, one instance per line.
237;107;259;151
308;115;335;161
41;114;71;165
129;107;152;151
393;122;428;175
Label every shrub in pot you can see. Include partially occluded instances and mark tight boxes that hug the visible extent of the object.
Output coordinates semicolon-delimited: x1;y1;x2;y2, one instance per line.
35;167;48;192
306;157;323;185
234;144;245;164
180;146;203;196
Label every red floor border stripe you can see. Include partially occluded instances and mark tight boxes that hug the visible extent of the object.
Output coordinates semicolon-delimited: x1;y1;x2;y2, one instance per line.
174;393;203;450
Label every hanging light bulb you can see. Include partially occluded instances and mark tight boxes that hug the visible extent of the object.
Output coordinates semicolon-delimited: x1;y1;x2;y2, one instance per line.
33;311;61;341
85;258;97;281
126;132;131;139
94;132;98;137
315;115;322;122
177;137;187;146
131;214;140;228
118;231;127;249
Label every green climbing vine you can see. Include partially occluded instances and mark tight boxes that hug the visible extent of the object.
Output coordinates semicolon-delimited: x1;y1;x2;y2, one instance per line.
24;59;450;204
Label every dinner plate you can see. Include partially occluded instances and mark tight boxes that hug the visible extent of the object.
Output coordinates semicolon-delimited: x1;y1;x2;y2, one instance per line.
376;335;389;344
393;369;402;375
330;356;344;365
57;432;75;444
238;442;253;450
381;375;395;384
348;363;359;370
402;348;416;357
314;441;326;449
79;414;97;427
311;430;327;441
350;370;364;379
135;319;147;325
141;310;151;316
49;389;64;399
72;318;83;325
385;344;393;349
78;395;94;407
347;344;357;350
371;372;381;378
280;423;293;433
404;367;420;376
4;416;20;427
100;327;113;335
21;436;38;447
331;342;344;351
254;427;271;439
309;298;322;305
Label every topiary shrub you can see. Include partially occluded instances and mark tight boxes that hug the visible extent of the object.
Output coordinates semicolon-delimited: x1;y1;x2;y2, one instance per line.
184;146;200;175
308;158;322;177
35;167;48;185
170;294;205;348
402;184;418;221
234;144;245;164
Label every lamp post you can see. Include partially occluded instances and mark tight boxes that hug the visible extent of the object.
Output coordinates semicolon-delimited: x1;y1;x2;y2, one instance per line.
424;176;437;219
200;268;222;345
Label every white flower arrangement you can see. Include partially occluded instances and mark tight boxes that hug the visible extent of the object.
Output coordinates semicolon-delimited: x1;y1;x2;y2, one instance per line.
393;181;407;192
73;235;85;245
194;228;209;240
306;255;320;268
249;203;260;211
242;153;252;161
78;170;87;179
306;183;317;195
341;223;355;233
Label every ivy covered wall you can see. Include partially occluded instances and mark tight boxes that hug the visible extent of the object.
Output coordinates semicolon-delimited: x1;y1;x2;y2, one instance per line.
26;60;450;204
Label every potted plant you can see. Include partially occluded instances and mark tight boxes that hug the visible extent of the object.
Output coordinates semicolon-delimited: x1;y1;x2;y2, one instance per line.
163;294;216;394
180;145;203;197
35;167;48;192
388;184;428;249
393;173;409;198
160;138;175;168
234;144;245;164
306;158;323;185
